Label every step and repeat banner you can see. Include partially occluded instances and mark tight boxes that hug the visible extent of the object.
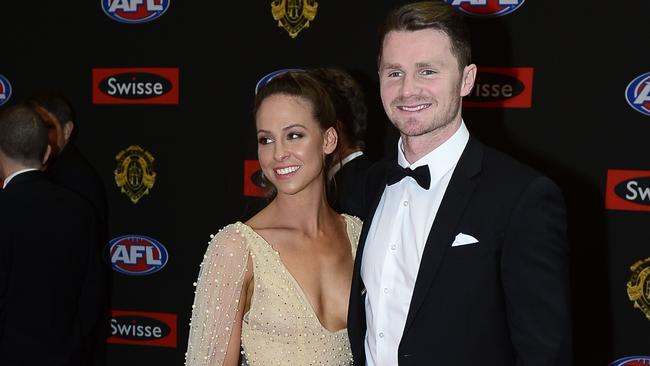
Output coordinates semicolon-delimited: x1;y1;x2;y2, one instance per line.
2;1;649;365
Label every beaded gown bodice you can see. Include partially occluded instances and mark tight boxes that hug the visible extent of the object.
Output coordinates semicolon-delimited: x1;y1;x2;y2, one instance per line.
240;214;361;365
185;214;362;366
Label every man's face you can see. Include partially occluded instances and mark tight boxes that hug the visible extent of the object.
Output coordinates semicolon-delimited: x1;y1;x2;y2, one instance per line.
379;29;474;139
32;105;65;156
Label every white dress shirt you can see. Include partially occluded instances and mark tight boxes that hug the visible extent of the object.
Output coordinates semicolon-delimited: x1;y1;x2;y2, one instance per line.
361;122;469;366
2;168;38;189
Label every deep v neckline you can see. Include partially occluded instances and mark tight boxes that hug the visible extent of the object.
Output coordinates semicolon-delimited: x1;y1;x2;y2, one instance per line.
240;215;355;334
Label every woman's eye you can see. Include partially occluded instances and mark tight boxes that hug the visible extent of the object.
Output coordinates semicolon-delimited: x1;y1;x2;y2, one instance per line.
387;71;402;78
258;136;273;145
287;132;303;140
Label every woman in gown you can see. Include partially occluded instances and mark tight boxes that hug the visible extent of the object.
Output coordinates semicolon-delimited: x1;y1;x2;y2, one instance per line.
185;71;362;366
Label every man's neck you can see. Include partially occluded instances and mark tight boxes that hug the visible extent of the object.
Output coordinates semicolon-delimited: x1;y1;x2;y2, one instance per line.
339;145;362;160
401;119;461;163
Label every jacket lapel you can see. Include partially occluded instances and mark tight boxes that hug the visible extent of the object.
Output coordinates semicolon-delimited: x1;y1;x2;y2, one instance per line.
403;138;483;333
348;160;390;354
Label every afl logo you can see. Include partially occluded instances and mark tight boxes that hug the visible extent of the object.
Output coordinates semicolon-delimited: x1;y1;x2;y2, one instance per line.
0;74;12;107
109;235;168;275
446;0;526;17
102;0;170;24
625;72;650;117
611;356;650;365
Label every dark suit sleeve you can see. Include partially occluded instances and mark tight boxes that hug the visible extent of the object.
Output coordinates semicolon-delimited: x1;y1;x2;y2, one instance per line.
0;198;100;366
501;176;572;365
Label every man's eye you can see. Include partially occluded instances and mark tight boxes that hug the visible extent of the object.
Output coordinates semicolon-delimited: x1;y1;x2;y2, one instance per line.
387;71;402;78
421;69;436;75
258;136;273;145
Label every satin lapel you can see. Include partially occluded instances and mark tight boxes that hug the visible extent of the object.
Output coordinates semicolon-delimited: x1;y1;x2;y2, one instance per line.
403;138;483;333
349;161;389;322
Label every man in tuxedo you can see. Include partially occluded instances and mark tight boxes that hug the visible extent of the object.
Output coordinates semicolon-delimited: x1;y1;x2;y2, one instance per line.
27;91;108;228
309;67;373;218
28;92;110;366
0;104;104;365
347;1;572;365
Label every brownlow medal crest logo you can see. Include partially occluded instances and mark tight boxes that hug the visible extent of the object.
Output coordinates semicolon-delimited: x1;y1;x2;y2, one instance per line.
114;145;156;204
271;0;318;38
627;257;650;321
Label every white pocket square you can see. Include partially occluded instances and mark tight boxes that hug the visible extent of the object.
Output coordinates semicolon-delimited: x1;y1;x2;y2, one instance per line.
451;233;479;247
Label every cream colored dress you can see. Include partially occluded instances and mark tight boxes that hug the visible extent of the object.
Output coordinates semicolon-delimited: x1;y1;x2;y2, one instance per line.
186;214;362;366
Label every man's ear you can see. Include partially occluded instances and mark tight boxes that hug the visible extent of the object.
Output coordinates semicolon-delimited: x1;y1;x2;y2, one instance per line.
41;144;52;166
323;127;338;155
460;64;477;97
63;122;74;143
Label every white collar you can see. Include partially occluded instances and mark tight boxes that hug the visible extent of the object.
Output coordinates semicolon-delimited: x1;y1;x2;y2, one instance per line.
328;150;364;182
3;168;39;188
397;120;469;182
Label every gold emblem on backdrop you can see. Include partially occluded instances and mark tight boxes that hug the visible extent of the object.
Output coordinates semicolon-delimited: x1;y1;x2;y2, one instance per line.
627;257;650;321
114;145;156;204
271;0;318;38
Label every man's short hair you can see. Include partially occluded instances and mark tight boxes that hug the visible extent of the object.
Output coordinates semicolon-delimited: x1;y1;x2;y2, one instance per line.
0;103;49;165
26;91;74;128
378;1;472;71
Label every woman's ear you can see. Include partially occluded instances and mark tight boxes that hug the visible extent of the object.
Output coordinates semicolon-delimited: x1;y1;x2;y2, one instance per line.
323;126;338;155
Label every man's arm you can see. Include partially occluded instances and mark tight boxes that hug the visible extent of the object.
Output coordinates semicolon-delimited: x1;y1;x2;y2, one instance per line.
501;175;573;365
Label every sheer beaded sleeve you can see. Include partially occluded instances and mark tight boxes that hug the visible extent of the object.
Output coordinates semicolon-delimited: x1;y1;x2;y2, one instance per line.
186;223;249;366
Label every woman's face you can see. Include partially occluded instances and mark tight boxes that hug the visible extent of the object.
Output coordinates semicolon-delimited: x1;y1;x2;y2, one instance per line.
255;93;336;196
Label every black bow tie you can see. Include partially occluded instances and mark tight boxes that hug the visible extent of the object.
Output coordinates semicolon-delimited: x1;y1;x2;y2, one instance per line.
386;163;431;190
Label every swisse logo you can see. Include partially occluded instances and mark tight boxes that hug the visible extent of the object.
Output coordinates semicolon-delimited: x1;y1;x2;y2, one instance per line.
92;68;178;104
108;310;177;348
109;235;168;275
625;72;650;117
611;356;650;366
606;170;650;212
0;74;12;107
464;67;533;108
244;160;266;197
446;0;526;17
102;0;170;24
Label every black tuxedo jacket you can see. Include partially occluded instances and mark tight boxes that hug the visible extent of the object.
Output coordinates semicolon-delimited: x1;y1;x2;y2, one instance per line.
330;154;373;218
0;171;104;366
347;137;572;365
46;144;108;228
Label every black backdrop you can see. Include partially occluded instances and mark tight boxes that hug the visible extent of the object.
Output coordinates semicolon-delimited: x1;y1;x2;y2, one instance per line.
2;1;649;365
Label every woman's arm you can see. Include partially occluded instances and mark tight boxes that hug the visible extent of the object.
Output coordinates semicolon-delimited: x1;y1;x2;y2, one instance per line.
186;224;250;366
223;256;252;366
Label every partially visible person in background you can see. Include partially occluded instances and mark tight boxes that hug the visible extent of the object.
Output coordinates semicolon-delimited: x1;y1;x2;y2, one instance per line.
0;103;105;366
27;91;108;227
27;91;110;365
309;67;372;218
